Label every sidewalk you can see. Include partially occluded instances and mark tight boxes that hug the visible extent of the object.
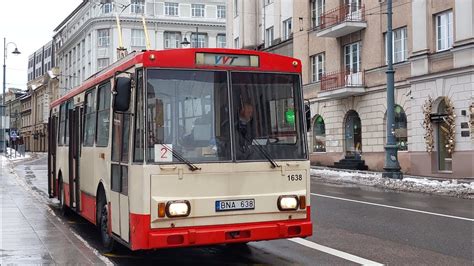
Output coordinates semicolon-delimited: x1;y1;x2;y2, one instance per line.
0;155;110;264
310;166;474;199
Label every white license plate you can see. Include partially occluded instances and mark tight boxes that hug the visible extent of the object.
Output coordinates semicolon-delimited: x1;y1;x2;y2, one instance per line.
215;199;255;212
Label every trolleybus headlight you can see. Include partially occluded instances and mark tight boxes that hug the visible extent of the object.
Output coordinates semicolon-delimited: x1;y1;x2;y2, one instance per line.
166;201;191;217
277;195;299;211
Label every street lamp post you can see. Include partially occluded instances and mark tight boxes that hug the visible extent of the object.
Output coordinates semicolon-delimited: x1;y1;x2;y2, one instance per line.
2;37;21;154
180;27;199;48
383;0;403;179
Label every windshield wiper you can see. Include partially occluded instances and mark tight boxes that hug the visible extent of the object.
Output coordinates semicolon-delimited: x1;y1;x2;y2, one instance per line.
244;136;279;168
160;144;201;171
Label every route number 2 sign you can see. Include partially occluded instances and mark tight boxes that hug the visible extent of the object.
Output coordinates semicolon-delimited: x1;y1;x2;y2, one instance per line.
154;144;173;162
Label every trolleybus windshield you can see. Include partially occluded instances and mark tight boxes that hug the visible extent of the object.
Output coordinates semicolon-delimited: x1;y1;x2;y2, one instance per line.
145;69;306;164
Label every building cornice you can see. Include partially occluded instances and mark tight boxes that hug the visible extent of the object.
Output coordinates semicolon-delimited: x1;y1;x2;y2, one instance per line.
408;65;474;83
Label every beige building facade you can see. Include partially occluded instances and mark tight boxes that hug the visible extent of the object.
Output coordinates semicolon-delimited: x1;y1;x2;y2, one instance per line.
292;0;473;178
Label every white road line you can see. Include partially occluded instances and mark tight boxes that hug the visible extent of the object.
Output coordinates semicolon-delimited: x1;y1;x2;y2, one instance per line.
312;193;474;222
289;238;383;265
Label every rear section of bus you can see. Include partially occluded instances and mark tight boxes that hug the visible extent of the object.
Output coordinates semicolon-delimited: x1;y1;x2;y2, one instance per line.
127;49;312;250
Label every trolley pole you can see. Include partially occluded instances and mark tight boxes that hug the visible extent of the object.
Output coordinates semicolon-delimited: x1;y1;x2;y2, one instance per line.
383;0;402;179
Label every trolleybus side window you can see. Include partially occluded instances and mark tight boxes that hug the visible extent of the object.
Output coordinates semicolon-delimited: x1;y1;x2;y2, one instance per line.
58;103;66;146
65;101;72;146
96;82;111;147
134;69;145;162
83;88;97;146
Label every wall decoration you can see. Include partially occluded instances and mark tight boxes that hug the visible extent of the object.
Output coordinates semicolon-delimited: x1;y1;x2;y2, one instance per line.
422;96;434;153
442;96;456;155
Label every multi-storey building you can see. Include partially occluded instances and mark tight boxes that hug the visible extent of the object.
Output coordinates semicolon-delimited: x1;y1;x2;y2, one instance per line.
26;41;56;152
20;91;33;152
5;88;25;139
53;0;226;95
226;0;293;56
293;0;473;178
229;0;473;178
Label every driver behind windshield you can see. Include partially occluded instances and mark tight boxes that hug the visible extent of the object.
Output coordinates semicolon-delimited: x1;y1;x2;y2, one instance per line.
236;102;256;160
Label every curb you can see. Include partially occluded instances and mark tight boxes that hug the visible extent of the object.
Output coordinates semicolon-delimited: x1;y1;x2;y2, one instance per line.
310;166;474;184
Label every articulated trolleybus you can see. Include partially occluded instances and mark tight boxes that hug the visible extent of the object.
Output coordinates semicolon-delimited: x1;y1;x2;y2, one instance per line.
48;48;312;251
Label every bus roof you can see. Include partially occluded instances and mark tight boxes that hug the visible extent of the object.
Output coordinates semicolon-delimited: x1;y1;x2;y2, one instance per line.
50;48;302;109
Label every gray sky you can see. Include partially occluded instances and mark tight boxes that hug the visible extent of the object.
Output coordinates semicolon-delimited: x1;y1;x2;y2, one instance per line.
0;0;82;92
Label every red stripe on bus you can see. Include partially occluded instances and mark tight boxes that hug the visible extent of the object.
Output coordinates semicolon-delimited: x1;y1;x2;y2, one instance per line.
80;192;96;225
129;207;312;250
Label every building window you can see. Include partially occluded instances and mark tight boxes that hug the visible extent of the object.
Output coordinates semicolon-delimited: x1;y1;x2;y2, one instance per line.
234;37;239;48
385;27;408;64
436;10;453;51
264;0;273;6
311;0;325;28
217;34;226;48
344;42;361;73
192;4;205;17
265;27;274;47
217;5;226;19
164;32;181;49
164;2;179;16
131;29;145;47
191;33;207;48
313;115;326;152
234;0;239;17
96;82;111;147
97;29;110;47
97;58;110;70
101;0;113;14
283;18;292;40
311;53;324;82
394;105;407;151
131;0;145;14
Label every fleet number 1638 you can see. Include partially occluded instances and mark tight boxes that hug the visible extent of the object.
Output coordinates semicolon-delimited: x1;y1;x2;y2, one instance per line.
287;174;303;181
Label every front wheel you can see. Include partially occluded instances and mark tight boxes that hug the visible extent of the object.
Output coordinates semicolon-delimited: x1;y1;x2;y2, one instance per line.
99;200;115;252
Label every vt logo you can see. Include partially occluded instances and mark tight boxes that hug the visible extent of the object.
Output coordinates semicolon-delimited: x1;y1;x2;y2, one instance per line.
215;55;238;65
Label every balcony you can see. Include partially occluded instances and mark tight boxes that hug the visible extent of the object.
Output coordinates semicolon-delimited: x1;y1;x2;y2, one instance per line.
316;4;367;38
318;69;366;99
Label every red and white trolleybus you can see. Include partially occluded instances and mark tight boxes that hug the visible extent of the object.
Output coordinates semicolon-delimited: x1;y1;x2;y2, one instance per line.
48;48;312;251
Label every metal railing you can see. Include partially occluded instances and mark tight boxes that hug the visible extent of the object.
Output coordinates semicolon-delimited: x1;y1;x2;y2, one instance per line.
316;4;366;31
320;69;365;91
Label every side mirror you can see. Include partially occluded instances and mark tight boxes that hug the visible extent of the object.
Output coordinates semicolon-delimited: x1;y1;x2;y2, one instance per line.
305;104;311;132
113;76;131;112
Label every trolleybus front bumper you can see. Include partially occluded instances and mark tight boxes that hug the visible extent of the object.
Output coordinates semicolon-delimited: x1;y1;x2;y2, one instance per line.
129;207;312;250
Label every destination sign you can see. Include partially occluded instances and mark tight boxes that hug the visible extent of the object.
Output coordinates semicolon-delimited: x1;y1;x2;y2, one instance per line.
196;53;259;67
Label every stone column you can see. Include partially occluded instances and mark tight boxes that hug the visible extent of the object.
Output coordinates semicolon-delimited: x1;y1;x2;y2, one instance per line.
453;0;474;68
410;0;429;76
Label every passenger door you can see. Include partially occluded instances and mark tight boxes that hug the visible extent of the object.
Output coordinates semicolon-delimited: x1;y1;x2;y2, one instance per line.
68;106;83;211
110;112;131;242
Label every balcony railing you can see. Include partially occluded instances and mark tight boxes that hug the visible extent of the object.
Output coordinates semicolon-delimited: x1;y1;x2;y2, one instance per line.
320;69;365;92
318;4;366;30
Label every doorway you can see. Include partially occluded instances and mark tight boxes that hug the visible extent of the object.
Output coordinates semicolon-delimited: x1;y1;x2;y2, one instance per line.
344;110;362;156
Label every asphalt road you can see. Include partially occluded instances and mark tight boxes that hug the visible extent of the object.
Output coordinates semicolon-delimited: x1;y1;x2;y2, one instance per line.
12;154;474;265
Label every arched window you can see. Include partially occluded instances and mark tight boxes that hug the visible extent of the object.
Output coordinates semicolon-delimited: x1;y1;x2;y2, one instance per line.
394;105;408;150
313;115;326;152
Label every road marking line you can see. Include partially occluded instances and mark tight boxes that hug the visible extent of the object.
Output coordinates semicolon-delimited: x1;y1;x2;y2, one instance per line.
289;238;383;265
311;193;474;222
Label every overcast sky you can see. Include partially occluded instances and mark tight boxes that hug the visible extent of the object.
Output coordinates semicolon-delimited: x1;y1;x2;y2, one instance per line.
0;0;82;92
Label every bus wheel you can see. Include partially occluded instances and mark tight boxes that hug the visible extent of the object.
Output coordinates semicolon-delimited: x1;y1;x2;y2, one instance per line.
98;196;115;252
58;179;69;216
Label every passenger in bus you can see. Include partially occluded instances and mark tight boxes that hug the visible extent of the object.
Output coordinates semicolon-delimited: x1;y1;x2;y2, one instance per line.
236;102;256;160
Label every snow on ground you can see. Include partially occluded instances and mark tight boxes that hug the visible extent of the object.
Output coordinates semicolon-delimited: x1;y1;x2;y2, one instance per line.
310;168;474;199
